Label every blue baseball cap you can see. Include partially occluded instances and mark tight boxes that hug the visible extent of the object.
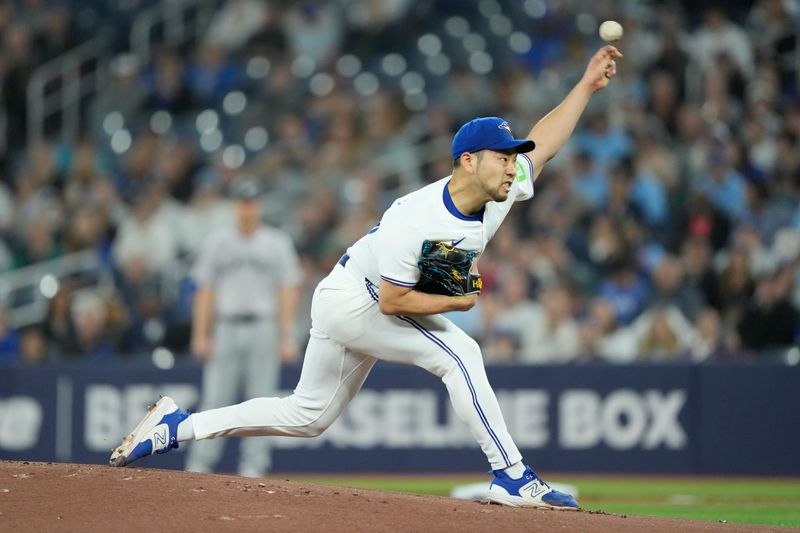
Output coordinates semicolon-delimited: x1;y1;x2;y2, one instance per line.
451;117;535;160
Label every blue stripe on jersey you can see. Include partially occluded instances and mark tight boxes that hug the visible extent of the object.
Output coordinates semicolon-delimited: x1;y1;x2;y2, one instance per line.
380;275;416;287
365;279;380;302
443;180;484;222
519;152;535;180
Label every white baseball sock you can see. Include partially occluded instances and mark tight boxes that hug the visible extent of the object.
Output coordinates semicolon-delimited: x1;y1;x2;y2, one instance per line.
502;461;526;479
177;415;195;442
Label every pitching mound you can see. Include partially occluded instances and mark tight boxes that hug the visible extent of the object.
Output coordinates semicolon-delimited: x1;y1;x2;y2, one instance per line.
0;461;778;532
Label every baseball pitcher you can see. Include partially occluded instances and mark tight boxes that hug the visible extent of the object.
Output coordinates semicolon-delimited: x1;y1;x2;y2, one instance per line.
110;46;622;510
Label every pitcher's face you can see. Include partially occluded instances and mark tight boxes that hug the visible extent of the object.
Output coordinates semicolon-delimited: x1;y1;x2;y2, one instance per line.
475;149;518;202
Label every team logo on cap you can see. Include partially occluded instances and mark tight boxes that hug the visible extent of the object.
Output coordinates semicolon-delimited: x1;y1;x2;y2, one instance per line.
498;121;512;134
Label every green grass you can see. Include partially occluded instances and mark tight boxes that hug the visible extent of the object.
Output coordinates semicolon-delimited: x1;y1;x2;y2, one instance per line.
563;477;800;528
290;474;800;529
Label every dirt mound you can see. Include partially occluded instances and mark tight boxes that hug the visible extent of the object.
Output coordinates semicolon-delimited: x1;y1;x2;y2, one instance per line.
0;461;778;532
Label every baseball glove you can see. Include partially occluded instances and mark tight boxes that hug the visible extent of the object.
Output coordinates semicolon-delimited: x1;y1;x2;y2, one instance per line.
416;240;482;296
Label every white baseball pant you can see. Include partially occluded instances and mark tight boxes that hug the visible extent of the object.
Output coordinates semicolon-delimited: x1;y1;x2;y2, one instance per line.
190;262;522;470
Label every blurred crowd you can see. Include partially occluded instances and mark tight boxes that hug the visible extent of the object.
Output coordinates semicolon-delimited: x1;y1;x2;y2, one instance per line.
0;0;798;366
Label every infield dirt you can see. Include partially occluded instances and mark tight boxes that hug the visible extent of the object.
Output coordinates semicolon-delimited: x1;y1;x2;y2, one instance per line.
0;461;785;532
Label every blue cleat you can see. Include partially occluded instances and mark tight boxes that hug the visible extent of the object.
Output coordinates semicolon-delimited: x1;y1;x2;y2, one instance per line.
486;466;579;510
109;396;189;467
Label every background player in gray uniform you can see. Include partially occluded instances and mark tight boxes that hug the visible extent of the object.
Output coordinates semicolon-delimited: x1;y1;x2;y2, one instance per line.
185;179;300;477
111;46;622;509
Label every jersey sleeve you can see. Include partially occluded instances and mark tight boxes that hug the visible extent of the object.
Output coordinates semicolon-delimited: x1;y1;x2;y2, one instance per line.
513;152;535;202
275;232;302;287
375;211;422;288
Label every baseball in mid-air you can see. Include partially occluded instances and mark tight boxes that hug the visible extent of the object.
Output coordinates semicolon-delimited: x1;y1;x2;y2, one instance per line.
599;20;624;42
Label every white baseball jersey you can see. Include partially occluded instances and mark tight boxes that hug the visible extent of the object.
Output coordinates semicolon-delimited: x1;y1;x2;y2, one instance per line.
345;153;535;288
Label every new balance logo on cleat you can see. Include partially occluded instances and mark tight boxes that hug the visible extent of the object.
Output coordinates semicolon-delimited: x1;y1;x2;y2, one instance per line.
525;479;548;499
153;428;167;448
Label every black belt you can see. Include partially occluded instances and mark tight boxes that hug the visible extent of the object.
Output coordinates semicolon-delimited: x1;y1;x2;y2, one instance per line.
219;314;263;324
338;253;350;267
